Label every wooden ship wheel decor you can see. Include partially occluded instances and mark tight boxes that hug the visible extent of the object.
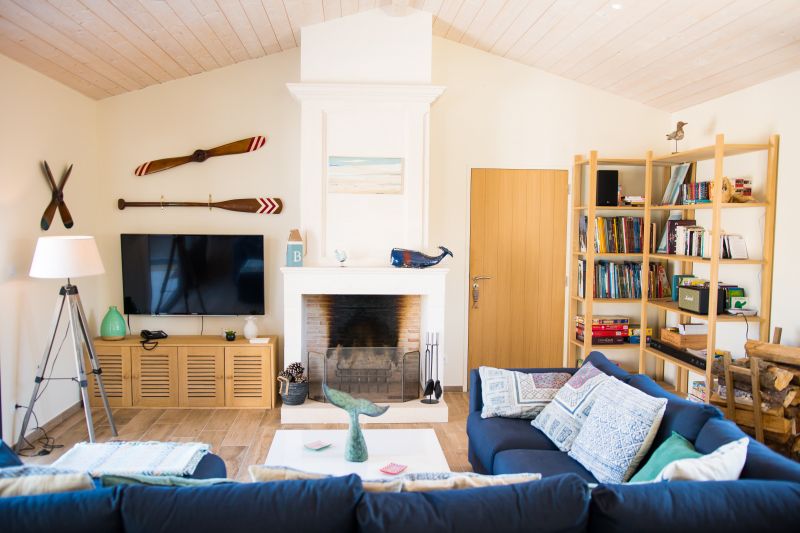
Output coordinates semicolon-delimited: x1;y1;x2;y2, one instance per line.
134;135;267;176
40;161;74;230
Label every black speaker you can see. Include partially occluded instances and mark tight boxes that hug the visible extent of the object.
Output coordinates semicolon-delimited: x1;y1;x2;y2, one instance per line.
596;170;619;206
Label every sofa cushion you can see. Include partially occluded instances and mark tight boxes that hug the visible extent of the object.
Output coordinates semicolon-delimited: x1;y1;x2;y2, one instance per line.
532;362;610;452
357;473;591;533
589;480;800;533
119;474;363;533
657;437;748;482
469;367;576;414
569;378;667;483
584;351;633;382
190;452;227;479
0;486;123;533
630;432;702;483
627;374;722;449
493;449;598;483
695;417;800;482
0;441;22;468
478;367;571;419
467;411;557;473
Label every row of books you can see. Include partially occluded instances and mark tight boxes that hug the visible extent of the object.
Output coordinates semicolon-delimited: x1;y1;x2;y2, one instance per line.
575;315;630;345
574;317;652;345
679;182;711;204
579;216;656;254
665;219;749;259
576;260;671;299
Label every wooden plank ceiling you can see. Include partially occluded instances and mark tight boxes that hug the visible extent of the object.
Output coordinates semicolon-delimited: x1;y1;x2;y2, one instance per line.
1;1;798;110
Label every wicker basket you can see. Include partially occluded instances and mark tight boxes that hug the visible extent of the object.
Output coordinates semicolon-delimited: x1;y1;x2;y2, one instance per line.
279;379;308;406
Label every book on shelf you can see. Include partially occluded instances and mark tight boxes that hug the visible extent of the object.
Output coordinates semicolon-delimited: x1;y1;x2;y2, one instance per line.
688;380;707;403
576;315;630;325
593;260;643;299
576;325;628;337
722;234;748;259
648;263;672;299
660;163;693;205
666;219;696;254
577;259;586;298
575;333;628;345
579;216;655;254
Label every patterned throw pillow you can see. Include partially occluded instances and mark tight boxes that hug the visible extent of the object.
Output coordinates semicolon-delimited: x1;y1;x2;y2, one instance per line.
479;367;571;419
531;362;610;451
569;377;667;484
0;466;93;498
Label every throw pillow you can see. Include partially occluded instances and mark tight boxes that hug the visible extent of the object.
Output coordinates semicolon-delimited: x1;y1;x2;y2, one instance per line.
569;377;667;484
629;432;702;483
248;465;540;492
100;473;234;488
655;437;748;482
0;466;93;498
531;362;610;451
0;441;22;468
479;367;571;419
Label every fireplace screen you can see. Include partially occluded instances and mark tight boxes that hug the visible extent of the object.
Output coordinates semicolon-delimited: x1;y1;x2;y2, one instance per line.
308;348;419;403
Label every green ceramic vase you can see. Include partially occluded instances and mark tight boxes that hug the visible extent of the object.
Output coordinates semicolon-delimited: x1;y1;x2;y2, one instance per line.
100;306;126;340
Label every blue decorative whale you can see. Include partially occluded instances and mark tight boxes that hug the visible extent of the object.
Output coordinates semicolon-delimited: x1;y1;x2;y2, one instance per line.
390;246;453;268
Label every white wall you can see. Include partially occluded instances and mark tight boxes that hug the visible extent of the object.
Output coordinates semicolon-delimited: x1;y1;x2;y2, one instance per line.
95;49;301;350
0;55;100;441
429;37;670;386
670;70;800;348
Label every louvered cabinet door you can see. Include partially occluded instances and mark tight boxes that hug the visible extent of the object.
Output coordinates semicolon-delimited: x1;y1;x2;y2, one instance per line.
224;346;273;408
132;346;179;407
86;346;132;407
178;347;224;407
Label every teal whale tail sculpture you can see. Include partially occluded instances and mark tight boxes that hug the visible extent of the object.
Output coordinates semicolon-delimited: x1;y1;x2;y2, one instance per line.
323;384;389;462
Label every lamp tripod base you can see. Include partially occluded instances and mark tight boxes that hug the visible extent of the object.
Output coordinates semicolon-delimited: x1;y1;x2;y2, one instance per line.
14;284;117;452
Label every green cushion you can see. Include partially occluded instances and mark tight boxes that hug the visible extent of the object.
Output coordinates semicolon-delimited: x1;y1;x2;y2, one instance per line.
99;473;234;488
629;432;702;483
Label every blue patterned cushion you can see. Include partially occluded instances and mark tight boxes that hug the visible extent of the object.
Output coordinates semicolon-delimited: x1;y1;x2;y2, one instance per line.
479;367;571;419
569;378;667;484
531;362;610;451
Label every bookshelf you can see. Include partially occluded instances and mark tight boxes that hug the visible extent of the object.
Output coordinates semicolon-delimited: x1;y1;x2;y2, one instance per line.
568;134;780;405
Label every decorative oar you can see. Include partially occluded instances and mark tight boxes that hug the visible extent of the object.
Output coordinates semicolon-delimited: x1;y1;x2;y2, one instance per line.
118;196;283;215
41;161;74;230
134;135;267;176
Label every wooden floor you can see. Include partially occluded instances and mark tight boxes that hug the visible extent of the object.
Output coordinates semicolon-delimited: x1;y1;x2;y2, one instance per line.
23;393;472;480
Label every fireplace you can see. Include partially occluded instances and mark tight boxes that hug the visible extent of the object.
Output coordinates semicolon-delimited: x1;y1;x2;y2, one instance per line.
304;295;420;402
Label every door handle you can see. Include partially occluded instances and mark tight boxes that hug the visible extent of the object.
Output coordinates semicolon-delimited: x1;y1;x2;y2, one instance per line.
471;276;492;308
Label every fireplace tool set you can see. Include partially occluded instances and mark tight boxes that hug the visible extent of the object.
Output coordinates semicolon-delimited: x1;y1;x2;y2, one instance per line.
422;332;442;404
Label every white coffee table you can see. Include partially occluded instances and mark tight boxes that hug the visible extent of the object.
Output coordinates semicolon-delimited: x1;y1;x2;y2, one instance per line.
265;429;450;478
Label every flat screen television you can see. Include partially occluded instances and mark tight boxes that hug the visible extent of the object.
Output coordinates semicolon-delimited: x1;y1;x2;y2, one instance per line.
121;234;264;316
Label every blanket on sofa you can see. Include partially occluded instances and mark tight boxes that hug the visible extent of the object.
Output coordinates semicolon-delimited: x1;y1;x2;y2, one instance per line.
52;441;209;476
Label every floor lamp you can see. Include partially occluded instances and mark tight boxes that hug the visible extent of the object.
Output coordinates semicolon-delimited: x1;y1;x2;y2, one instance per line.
15;236;117;452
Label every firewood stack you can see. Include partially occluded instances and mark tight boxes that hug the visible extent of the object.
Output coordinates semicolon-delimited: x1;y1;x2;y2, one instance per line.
710;339;800;460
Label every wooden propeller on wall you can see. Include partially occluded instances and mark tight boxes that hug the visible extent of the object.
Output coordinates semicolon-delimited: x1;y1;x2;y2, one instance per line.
134;135;267;176
41;161;73;230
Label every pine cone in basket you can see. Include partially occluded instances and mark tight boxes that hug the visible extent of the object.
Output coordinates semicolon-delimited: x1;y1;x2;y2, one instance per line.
286;362;305;378
295;375;308;384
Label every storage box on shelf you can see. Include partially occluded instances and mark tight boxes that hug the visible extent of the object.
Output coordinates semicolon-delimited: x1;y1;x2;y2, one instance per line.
87;335;278;409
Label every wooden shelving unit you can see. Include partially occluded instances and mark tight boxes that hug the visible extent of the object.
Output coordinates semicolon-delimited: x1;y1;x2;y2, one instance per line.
639;134;779;402
568;134;780;405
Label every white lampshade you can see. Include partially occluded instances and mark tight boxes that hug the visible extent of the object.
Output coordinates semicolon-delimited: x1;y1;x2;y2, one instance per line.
29;236;105;279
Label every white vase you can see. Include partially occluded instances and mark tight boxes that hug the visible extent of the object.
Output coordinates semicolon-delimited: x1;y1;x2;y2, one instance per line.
243;316;258;340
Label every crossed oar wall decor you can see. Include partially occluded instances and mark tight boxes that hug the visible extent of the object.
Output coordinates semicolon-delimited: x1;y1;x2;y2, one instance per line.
118;196;282;215
40;161;73;230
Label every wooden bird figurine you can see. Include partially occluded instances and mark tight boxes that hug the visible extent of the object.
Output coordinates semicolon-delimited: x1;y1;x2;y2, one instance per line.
666;121;688;152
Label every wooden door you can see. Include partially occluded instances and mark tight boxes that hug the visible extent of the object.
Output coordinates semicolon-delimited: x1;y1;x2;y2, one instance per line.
224;346;274;408
468;169;568;373
178;346;225;407
131;346;179;407
86;346;132;407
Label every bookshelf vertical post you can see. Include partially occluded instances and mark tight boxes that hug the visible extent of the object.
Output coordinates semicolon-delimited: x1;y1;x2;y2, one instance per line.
760;134;780;341
583;152;599;355
639;151;653;374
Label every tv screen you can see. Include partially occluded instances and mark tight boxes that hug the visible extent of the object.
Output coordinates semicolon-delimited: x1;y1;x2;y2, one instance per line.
121;234;265;316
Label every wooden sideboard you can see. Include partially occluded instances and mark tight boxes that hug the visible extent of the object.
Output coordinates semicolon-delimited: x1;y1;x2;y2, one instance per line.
87;335;278;409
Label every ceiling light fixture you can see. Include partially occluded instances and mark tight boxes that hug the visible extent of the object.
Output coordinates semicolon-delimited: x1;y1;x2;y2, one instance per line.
611;3;623;9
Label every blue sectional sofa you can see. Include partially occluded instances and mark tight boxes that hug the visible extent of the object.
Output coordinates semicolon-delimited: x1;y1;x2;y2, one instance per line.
2;350;799;533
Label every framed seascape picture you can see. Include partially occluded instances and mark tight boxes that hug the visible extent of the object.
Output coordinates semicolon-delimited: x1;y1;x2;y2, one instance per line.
327;156;404;194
